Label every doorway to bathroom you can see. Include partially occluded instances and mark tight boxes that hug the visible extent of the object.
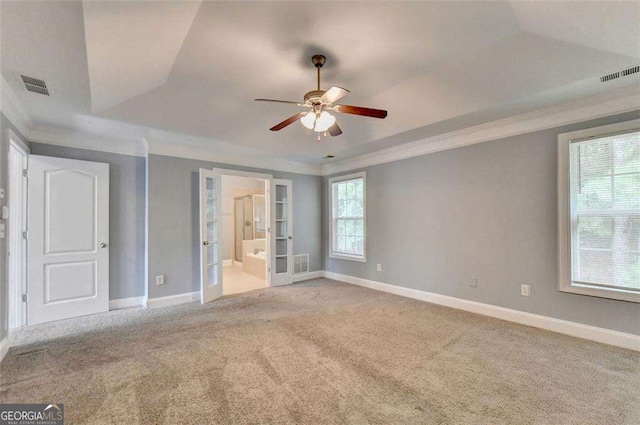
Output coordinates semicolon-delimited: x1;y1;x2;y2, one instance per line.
224;175;268;295
199;168;293;303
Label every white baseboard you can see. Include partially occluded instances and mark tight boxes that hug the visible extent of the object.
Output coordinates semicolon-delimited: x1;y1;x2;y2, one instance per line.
0;336;9;364
222;259;233;266
324;271;640;352
146;291;200;309
293;270;325;283
109;296;145;310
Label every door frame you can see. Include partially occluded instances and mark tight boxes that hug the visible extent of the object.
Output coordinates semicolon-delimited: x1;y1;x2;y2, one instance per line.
7;130;29;329
212;168;273;292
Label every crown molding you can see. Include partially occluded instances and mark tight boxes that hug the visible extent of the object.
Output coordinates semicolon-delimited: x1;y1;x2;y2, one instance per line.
0;75;32;136
28;125;147;157
146;136;323;176
321;86;640;176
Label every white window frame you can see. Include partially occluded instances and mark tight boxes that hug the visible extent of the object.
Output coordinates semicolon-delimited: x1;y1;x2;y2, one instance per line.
329;171;367;263
558;119;640;303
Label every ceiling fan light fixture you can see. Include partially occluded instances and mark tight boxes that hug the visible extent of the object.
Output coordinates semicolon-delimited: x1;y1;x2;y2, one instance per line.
300;111;316;129
314;111;335;132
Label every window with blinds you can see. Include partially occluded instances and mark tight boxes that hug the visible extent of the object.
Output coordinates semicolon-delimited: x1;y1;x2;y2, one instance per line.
568;129;639;296
329;172;366;262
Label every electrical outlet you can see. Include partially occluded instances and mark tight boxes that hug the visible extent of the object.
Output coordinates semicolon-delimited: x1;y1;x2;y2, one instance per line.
376;264;382;272
521;284;530;297
471;277;478;288
156;275;165;286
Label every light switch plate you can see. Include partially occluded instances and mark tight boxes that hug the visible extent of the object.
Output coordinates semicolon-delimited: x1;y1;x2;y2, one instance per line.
156;275;165;286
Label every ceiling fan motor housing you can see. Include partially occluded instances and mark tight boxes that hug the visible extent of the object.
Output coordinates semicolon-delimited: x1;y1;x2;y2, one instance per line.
304;90;326;104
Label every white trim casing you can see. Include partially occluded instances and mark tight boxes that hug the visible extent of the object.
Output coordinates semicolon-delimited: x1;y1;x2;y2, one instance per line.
146;291;200;309
8;129;30;154
557;119;640;303
212;168;272;180
0;337;9;364
292;270;324;283
324;271;640;352
109;296;145;310
328;171;367;263
7;133;29;329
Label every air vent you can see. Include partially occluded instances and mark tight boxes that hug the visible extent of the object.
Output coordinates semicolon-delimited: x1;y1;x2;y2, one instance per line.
621;65;640;77
293;254;309;275
600;65;639;83
20;74;49;96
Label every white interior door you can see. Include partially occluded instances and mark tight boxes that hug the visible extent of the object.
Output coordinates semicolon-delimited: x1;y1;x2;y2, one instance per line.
200;168;223;303
270;179;293;286
27;155;109;325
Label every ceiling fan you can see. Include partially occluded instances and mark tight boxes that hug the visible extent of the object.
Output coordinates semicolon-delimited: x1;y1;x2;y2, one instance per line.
255;55;387;139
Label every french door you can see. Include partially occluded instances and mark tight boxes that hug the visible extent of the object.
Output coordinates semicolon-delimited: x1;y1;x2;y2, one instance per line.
199;168;223;303
270;179;293;286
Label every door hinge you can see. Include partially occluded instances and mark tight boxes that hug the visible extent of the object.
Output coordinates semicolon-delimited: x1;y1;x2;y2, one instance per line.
22;231;28;240
22;294;27;302
23;169;28;177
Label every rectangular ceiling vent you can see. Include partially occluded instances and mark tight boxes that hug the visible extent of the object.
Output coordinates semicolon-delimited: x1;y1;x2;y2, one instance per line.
600;65;639;83
20;74;49;96
621;65;640;77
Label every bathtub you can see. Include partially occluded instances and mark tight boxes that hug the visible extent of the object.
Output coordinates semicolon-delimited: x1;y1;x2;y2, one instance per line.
242;240;266;279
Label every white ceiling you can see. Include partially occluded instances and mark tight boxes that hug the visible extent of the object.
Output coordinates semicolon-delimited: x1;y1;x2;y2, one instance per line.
1;1;638;165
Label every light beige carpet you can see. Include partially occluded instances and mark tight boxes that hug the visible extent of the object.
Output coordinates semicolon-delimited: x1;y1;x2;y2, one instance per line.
1;279;639;424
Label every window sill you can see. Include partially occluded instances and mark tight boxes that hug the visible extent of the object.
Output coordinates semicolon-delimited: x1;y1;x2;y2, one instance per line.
329;253;366;263
560;283;640;303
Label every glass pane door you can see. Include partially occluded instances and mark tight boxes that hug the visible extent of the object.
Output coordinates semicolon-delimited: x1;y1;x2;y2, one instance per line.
275;183;288;273
205;176;218;287
200;169;223;303
271;179;293;286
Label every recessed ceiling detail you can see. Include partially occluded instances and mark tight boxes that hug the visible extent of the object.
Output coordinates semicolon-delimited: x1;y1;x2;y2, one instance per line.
1;1;638;165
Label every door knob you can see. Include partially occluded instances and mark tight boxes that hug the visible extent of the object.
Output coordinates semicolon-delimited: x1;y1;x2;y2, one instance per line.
288;235;293;240
99;242;108;248
202;241;210;246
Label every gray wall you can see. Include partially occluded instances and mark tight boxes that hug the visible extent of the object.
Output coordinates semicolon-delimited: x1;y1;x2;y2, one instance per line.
324;111;640;335
0;113;29;340
29;143;146;300
147;154;322;299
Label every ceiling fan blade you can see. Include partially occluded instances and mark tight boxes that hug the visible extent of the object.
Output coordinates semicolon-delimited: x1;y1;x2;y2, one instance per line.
255;98;304;106
320;86;349;104
328;122;343;137
270;112;305;131
334;104;387;119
